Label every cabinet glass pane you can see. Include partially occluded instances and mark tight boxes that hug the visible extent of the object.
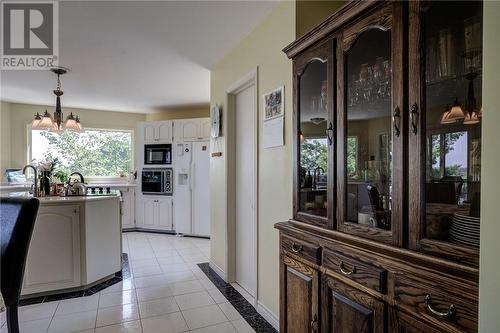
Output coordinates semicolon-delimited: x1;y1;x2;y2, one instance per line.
423;2;482;247
345;29;392;230
299;60;328;217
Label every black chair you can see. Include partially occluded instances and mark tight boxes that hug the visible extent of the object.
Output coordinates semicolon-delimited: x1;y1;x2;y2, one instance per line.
1;198;39;333
366;185;382;210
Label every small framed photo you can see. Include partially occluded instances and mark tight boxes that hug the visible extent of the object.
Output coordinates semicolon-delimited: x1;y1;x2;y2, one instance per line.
263;86;284;120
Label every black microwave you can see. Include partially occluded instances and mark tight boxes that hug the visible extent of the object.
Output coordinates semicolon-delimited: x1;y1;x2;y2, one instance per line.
144;144;172;165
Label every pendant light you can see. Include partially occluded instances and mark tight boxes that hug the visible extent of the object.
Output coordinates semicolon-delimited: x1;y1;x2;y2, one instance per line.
446;98;466;122
64;112;81;132
463;111;480;124
31;67;83;133
31;112;42;129
35;110;57;130
440;104;455;124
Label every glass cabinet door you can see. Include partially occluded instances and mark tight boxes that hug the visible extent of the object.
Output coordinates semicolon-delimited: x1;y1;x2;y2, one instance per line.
294;39;334;227
408;1;483;266
337;2;404;245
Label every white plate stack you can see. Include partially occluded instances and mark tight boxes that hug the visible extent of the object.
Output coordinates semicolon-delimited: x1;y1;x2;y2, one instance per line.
450;213;480;247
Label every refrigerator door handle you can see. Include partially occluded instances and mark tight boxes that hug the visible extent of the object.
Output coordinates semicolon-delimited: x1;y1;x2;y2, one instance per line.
192;162;196;191
189;161;194;192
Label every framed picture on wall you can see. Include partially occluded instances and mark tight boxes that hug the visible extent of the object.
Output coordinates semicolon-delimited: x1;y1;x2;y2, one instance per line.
263;86;284;120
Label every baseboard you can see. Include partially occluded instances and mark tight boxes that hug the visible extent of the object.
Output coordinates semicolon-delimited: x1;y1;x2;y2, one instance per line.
257;301;279;331
122;227;176;235
209;260;227;282
231;283;255;305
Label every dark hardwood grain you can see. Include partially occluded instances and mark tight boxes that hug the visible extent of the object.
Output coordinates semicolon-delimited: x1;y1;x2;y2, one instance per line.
280;255;320;333
323;249;387;293
336;1;405;247
322;275;385;333
282;234;321;265
278;1;480;332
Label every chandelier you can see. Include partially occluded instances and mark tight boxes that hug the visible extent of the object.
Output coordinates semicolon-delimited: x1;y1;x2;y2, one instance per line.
31;67;83;133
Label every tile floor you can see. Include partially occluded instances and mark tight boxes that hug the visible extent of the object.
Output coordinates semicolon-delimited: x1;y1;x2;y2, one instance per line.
0;232;257;333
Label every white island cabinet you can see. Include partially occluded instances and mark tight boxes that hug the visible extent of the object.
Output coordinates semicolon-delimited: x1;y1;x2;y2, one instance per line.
20;195;121;296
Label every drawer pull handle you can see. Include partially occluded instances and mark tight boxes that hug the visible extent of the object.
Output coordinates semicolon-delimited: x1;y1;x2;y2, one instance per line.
339;261;356;275
311;314;318;332
291;243;303;253
425;295;456;319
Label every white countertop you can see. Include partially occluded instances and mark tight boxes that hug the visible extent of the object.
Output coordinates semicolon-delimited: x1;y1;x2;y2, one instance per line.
3;191;120;204
87;183;137;188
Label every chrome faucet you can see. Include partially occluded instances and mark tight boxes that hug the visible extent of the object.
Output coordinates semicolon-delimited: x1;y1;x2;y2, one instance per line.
22;164;38;197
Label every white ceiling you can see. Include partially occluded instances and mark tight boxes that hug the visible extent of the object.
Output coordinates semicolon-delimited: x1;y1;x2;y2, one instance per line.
0;1;277;113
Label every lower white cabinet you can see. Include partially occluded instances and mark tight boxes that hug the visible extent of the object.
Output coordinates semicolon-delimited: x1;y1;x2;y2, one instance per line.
119;187;135;229
23;205;81;294
140;196;173;230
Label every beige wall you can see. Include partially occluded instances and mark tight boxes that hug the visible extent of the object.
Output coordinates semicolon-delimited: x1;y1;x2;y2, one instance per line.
146;105;209;121
0;101;146;174
479;2;500;332
296;0;344;37
0;101;12;180
209;1;295;319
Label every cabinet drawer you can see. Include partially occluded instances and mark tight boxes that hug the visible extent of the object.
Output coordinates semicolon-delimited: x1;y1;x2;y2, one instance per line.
323;249;387;293
281;235;320;264
394;274;478;332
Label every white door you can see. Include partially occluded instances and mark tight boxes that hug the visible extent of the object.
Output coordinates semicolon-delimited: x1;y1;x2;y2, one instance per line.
235;84;256;298
192;141;210;236
158;197;172;229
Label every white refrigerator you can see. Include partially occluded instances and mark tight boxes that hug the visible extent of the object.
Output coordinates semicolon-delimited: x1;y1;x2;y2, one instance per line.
173;141;210;236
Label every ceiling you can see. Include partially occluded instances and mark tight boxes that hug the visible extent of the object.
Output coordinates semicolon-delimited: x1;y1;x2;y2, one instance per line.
0;1;277;113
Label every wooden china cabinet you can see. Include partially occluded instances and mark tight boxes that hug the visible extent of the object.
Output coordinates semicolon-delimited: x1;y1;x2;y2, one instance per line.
276;1;483;332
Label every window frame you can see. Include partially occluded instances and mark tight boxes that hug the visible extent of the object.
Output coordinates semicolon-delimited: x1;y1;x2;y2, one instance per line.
27;124;135;181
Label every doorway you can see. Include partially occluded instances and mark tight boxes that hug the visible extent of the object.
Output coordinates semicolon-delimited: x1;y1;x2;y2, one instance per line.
226;69;258;304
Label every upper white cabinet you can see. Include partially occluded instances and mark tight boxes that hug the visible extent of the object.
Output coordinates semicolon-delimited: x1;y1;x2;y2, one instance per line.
139;121;173;143
173;118;210;142
144;124;156;142
158;122;173;142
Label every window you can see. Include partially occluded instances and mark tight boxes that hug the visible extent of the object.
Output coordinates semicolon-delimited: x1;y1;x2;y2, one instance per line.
346;136;358;177
300;138;328;172
430;131;468;180
30;128;133;178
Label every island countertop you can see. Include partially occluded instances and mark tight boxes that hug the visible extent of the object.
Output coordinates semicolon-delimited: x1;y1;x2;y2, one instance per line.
2;192;120;204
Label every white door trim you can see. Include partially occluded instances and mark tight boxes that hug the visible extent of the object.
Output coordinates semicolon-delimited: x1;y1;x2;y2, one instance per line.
225;68;258;307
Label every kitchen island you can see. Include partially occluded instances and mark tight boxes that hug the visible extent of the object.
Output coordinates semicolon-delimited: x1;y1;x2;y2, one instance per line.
5;193;122;297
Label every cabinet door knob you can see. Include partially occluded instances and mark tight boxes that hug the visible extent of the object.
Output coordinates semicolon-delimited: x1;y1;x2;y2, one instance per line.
326;122;334;145
424;294;456;319
291;243;303;253
410;103;419;134
310;314;318;332
393;106;401;137
339;261;356;275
